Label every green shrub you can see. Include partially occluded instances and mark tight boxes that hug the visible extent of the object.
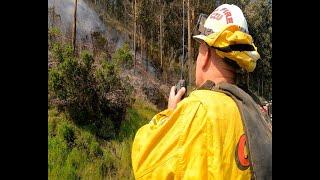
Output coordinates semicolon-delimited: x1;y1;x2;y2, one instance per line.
49;43;134;139
48;27;62;47
51;43;73;64
57;122;75;147
112;43;133;69
48;27;61;37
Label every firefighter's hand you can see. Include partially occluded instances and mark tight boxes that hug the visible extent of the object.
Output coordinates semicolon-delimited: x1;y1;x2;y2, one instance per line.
168;86;186;110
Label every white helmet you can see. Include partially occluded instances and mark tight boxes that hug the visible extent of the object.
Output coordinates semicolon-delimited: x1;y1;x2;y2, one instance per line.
205;4;248;34
192;4;261;72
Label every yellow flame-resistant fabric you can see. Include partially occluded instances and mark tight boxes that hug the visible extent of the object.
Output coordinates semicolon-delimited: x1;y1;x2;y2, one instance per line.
194;24;260;72
132;89;252;179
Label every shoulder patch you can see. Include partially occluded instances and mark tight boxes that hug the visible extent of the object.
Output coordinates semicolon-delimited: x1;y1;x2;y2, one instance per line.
235;134;250;170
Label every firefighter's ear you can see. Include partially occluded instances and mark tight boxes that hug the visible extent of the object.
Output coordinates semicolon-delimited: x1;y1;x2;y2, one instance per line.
201;45;211;70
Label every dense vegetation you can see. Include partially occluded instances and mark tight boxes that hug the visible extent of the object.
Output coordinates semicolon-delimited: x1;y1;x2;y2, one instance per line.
49;37;134;139
48;99;158;179
48;24;160;178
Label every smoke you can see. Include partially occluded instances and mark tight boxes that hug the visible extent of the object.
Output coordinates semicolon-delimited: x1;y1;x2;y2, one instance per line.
48;0;106;40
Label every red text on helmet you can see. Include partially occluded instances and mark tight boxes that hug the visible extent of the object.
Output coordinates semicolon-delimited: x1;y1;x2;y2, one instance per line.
221;8;233;23
209;7;233;24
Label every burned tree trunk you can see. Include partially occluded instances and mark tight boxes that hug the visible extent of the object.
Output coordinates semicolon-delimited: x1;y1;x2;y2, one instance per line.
72;0;78;54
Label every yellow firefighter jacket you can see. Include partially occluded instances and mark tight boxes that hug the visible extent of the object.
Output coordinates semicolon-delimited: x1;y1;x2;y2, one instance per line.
132;84;252;179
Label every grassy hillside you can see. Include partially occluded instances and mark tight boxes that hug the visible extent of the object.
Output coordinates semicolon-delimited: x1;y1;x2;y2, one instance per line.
48;98;158;179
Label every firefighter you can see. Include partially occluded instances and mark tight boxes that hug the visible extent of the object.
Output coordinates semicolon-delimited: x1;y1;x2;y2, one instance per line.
132;4;271;180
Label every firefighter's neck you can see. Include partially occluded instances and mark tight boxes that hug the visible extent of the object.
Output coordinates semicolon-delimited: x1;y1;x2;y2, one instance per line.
205;51;235;85
210;62;235;84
